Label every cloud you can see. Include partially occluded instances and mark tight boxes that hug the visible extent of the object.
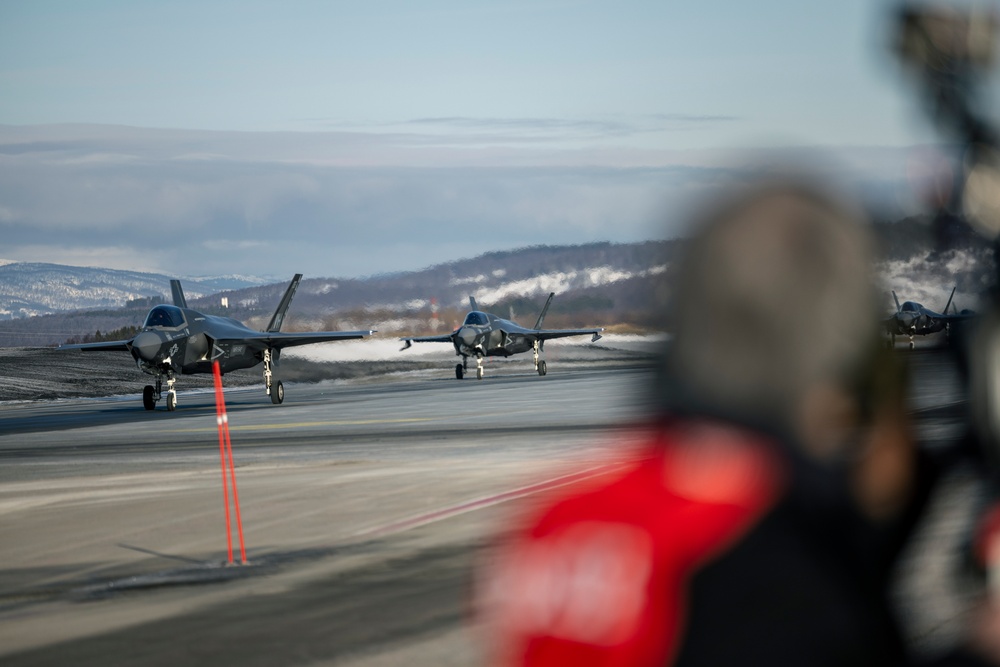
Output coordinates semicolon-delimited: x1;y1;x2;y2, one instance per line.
0;124;916;279
405;116;635;137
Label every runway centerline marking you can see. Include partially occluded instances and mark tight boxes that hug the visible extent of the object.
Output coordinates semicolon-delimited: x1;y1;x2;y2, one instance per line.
174;417;436;433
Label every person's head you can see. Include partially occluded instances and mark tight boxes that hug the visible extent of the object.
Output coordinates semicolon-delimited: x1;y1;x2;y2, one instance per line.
659;180;880;462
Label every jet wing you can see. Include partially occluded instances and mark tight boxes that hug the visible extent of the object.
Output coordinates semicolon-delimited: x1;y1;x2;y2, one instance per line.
220;330;374;351
531;328;604;342
399;333;456;351
59;339;132;352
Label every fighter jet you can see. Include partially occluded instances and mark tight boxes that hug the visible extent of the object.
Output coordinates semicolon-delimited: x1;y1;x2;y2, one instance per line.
400;293;603;379
885;286;976;348
60;274;373;410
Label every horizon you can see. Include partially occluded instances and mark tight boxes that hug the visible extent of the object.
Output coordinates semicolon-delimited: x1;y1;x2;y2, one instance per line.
0;2;973;277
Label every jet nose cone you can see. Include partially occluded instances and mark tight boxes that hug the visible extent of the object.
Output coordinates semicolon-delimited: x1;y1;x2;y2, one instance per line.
132;331;163;361
458;327;478;347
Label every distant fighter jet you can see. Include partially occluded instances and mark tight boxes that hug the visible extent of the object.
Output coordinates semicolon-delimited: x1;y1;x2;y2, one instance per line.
400;293;603;379
884;286;976;348
60;274;373;411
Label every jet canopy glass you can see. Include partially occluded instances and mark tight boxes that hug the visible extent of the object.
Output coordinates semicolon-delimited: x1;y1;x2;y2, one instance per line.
464;311;489;326
144;305;186;328
900;302;920;312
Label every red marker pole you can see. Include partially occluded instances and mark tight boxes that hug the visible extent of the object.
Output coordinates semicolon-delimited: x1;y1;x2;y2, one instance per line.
223;410;247;564
212;361;234;564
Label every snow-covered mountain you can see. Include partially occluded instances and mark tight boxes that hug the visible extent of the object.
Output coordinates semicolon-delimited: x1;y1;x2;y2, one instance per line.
1;223;994;347
0;262;272;319
0;242;675;345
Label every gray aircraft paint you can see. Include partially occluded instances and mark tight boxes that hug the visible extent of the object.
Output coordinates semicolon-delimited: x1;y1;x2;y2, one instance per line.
400;293;603;380
60;274;373;410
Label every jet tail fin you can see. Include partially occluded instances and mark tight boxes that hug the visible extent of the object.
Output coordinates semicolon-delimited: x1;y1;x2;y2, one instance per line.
266;274;302;332
170;280;188;308
534;292;555;330
943;286;957;315
892;290;901;313
469;296;479;311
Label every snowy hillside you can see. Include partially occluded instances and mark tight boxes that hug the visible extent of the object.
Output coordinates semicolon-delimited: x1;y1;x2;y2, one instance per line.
0;262;272;319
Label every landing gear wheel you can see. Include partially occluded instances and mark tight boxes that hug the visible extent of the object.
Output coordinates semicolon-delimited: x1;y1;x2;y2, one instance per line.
270;380;284;404
537;360;547;376
455;364;464;380
166;390;177;412
476;366;484;380
143;385;156;410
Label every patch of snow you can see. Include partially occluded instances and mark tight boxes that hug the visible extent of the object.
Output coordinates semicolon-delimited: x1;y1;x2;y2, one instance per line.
449;274;489;286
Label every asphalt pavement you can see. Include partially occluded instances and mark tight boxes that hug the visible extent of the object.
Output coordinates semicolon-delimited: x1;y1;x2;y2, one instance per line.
0;346;986;666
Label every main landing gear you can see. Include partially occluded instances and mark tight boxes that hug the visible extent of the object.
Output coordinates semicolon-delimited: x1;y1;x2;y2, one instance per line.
457;354;485;380
533;340;547;377
886;331;917;350
263;349;284;404
142;375;177;411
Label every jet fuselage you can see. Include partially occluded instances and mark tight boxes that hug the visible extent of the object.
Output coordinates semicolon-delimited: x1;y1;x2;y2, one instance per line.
453;311;536;358
129;305;272;377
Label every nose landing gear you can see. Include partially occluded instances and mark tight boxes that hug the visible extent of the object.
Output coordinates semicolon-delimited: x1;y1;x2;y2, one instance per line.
142;375;177;410
143;384;156;410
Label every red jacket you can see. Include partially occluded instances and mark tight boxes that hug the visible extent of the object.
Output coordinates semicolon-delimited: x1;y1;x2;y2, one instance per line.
481;421;784;666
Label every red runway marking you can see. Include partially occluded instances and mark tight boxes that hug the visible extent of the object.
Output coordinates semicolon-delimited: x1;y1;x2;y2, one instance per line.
354;461;633;539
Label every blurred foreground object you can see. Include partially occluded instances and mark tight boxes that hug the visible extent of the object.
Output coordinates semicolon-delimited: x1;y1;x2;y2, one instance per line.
894;3;1000;241
894;0;1000;592
476;183;1000;665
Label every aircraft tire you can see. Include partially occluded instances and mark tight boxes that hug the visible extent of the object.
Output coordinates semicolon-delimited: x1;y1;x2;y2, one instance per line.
270;380;284;404
455;364;464;380
143;385;156;410
476;366;484;380
538;360;547;376
166;391;177;412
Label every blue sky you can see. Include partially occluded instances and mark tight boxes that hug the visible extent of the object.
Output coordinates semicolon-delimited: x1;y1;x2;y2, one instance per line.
0;1;950;278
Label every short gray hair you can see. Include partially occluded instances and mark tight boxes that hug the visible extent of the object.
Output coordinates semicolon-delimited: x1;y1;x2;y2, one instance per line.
660;182;878;431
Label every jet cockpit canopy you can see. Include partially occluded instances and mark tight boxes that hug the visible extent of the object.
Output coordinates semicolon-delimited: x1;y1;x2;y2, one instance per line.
144;305;186;328
464;311;489;326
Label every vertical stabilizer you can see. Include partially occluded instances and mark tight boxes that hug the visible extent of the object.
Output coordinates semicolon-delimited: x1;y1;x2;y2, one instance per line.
469;296;479;311
533;293;555;330
170;280;188;309
266;274;302;332
943;286;957;315
892;291;901;313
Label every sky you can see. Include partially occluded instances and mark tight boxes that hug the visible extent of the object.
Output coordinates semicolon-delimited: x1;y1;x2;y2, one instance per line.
0;0;964;279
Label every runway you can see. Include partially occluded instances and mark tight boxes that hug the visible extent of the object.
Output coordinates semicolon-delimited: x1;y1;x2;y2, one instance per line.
0;362;654;666
0;348;981;665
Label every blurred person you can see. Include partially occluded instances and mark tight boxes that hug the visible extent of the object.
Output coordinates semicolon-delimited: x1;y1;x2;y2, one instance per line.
478;181;1000;666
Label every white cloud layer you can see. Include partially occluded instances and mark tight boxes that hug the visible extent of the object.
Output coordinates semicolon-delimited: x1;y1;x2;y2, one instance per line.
0;124;917;278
